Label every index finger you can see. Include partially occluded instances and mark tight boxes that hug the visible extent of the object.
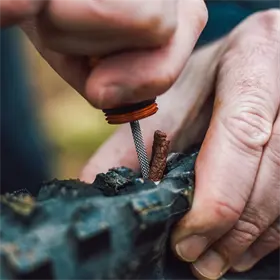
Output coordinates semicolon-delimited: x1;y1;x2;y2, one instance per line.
46;0;177;34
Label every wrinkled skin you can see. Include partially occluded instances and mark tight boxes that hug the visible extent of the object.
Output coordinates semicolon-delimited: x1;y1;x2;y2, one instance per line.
82;10;280;280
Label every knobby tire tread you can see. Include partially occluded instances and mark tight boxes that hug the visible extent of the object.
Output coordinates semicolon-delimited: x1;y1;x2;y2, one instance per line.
0;149;278;280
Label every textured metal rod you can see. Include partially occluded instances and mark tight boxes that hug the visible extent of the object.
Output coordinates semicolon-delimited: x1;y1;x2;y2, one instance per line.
130;121;150;179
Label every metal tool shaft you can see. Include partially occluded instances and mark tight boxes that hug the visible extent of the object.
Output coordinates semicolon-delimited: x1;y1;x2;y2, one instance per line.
130;121;150;179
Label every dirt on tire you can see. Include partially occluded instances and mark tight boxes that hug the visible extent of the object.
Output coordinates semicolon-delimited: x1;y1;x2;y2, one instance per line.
0;147;278;279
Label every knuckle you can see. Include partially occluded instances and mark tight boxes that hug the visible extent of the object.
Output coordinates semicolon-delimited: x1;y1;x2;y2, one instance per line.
255;9;280;40
140;0;209;49
135;1;178;45
259;222;280;247
162;69;178;90
179;0;208;37
136;19;175;47
231;9;280;44
221;109;272;152
191;0;208;32
217;207;270;257
225;11;280;59
212;199;241;224
231;219;262;246
147;68;178;96
266;129;280;167
240;204;269;235
231;205;270;247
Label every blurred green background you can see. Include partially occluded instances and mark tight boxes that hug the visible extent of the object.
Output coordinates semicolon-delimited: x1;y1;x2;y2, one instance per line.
22;36;117;179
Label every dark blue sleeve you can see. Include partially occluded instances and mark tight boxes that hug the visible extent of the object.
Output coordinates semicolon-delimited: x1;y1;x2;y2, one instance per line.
197;1;253;47
0;27;52;194
196;0;279;47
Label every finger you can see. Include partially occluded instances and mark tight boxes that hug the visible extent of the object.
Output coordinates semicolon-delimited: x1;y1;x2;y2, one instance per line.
85;0;208;109
190;12;280;279
232;218;280;272
36;25;168;56
0;0;45;27
205;110;280;271
171;10;280;272
80;41;222;183
47;0;177;43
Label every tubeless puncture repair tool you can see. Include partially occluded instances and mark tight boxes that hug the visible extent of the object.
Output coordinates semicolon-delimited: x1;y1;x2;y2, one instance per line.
89;58;158;179
103;100;158;179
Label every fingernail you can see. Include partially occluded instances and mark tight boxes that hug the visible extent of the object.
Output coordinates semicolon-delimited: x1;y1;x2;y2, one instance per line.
232;252;254;272
192;249;229;280
176;235;208;262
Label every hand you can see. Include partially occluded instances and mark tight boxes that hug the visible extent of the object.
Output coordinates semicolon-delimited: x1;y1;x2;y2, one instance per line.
81;9;280;279
1;0;207;109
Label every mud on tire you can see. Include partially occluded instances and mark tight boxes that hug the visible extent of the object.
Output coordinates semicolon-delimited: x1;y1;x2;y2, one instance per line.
0;148;279;279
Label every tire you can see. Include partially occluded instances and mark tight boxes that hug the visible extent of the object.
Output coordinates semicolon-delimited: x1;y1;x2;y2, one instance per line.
0;148;279;280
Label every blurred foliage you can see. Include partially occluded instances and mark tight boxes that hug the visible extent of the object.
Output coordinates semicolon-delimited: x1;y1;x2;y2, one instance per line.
22;37;117;179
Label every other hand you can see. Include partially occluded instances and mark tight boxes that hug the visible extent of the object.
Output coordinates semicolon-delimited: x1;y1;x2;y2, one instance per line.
81;9;280;279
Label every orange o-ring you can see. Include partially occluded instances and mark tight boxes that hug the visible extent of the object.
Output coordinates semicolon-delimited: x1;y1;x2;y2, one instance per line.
104;102;158;124
89;56;158;125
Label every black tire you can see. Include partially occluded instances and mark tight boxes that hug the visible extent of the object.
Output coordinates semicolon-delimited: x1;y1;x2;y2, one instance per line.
0;148;279;280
